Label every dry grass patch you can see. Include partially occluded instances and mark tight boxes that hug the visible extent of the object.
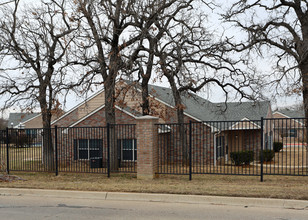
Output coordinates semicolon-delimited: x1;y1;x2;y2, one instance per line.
0;172;307;200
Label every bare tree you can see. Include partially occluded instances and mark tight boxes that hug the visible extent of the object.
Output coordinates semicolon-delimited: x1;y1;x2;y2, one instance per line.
74;0;149;170
74;0;197;169
222;0;308;118
0;0;79;170
126;0;196;116
152;1;259;164
156;2;256;125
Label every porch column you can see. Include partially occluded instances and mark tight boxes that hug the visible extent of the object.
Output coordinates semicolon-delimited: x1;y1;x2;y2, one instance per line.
136;116;159;180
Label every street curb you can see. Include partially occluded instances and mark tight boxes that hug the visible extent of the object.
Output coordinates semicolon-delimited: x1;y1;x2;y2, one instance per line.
0;188;307;209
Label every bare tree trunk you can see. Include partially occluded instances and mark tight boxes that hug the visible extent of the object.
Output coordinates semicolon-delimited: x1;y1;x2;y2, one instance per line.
141;40;154;116
41;107;54;171
104;74;118;171
104;41;119;169
141;76;150;115
167;75;188;165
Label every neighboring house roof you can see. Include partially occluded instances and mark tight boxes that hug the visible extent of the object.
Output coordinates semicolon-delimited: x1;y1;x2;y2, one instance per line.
274;109;305;118
8;113;40;128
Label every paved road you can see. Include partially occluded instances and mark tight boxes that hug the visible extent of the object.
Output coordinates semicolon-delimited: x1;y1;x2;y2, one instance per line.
0;192;307;220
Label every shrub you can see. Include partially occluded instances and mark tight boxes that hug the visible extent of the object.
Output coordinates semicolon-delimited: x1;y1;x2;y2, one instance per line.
9;132;33;147
230;150;254;166
260;149;275;162
273;142;283;152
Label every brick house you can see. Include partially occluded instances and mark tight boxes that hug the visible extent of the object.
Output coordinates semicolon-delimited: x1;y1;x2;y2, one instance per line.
272;109;305;143
51;80;272;167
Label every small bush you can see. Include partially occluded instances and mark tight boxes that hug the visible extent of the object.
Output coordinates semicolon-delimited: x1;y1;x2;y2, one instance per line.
9;132;33;147
273;142;283;152
230;150;254;166
260;149;275;162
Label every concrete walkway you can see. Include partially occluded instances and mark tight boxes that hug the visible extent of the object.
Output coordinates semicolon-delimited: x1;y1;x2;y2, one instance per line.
0;188;307;210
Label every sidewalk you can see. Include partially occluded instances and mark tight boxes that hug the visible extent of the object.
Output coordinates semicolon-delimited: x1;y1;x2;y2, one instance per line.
0;188;307;210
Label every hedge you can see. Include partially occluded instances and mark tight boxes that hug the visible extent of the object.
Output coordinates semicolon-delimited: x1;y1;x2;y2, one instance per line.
260;149;275;162
230;150;254;166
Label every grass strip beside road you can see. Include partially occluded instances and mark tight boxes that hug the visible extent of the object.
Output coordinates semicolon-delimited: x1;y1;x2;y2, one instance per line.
0;172;307;200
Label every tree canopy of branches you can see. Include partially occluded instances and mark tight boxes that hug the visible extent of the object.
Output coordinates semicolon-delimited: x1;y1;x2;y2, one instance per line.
153;1;257;125
0;0;79;169
223;0;308;117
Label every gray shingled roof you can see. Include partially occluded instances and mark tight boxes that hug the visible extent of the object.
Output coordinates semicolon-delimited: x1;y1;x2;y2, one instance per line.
8;113;40;128
147;83;270;122
276;109;305;118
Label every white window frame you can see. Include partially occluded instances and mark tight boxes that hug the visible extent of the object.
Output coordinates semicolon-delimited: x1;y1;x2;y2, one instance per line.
78;139;101;160
119;139;137;162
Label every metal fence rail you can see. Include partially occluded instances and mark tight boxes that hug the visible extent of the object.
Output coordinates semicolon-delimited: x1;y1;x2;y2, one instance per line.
157;118;308;180
1;118;307;180
0;124;136;176
157;120;263;178
263;118;308;176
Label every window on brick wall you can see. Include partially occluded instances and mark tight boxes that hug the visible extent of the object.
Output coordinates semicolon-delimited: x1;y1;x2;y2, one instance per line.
277;128;298;138
74;139;102;160
117;139;137;161
288;129;297;137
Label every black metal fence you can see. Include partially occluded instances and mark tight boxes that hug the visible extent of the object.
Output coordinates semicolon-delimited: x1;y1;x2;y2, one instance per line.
263;118;308;176
157;118;308;180
1;118;307;181
0;124;136;176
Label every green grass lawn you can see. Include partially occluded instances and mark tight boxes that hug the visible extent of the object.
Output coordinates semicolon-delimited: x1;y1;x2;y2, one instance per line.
0;172;307;201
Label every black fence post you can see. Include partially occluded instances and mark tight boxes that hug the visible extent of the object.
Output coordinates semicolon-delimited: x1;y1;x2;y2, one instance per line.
6;127;9;175
260;117;264;182
107;123;110;178
55;126;58;176
189;121;192;181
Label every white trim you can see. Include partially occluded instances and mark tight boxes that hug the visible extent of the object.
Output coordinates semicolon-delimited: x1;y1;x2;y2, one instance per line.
51;88;105;125
77;139;102;160
115;106;139;119
68;105;105;128
20;113;41;124
226;118;261;130
273;111;291;119
119;139;137;162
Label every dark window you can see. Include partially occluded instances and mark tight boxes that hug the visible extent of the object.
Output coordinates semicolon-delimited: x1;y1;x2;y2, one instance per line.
289;129;297;137
26;129;37;138
118;139;137;161
75;139;102;160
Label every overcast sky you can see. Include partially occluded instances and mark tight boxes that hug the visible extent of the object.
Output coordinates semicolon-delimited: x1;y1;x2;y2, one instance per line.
0;0;303;119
